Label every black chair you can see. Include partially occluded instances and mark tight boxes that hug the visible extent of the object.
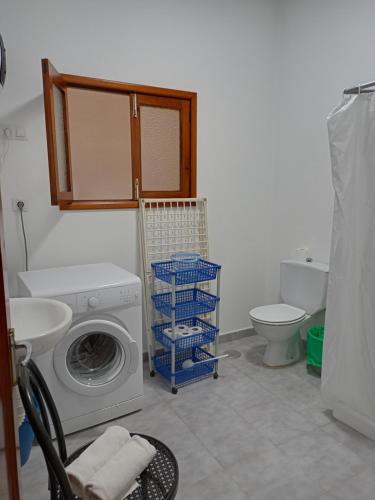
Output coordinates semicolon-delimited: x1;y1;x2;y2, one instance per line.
18;359;179;500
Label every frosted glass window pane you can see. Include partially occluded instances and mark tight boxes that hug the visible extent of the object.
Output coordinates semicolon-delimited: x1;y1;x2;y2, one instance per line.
66;88;133;200
53;86;69;192
140;106;180;191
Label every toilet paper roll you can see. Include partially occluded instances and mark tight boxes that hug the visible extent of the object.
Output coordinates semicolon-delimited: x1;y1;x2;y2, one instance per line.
180;330;192;337
176;324;189;333
188;326;203;335
182;359;194;369
163;327;174;337
163;325;189;338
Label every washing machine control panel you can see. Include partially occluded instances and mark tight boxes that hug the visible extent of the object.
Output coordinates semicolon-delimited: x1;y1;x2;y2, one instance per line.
53;284;141;314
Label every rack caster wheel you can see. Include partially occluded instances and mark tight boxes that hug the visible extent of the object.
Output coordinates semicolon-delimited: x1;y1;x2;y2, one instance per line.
213;372;219;379
150;370;155;377
171;387;178;395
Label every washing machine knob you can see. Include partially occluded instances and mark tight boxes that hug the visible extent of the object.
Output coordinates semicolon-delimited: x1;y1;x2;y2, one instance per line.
88;296;99;309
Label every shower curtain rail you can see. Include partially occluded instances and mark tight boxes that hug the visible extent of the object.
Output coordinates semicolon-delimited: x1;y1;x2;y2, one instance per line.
344;81;375;95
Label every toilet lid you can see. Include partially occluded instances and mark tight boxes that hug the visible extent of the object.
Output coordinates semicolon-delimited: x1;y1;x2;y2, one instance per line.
249;304;306;324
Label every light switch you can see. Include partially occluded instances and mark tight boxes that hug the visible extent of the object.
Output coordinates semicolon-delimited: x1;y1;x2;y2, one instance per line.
15;127;26;140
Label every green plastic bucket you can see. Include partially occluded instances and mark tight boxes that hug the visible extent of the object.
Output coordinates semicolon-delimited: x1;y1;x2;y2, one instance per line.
307;325;324;369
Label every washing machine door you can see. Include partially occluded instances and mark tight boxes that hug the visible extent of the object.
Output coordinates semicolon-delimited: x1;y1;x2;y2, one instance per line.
54;319;139;396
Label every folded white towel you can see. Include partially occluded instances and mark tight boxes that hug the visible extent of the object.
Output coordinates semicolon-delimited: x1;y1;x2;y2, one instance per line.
84;435;157;500
15;385;25;428
66;426;131;498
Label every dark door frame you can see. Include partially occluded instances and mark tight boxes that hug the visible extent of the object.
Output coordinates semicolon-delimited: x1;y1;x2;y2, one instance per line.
0;189;21;498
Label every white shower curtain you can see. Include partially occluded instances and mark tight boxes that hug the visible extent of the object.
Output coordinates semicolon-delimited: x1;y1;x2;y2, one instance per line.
322;92;375;438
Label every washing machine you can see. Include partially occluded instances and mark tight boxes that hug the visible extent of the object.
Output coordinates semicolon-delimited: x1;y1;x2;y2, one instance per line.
17;263;144;435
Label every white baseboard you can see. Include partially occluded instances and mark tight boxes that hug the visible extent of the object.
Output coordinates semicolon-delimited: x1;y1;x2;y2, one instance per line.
219;327;255;343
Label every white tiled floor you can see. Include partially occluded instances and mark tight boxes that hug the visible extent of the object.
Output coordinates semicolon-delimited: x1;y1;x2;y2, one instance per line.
21;334;375;499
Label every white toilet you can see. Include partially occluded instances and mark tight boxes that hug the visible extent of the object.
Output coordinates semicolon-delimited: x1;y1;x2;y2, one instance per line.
249;260;329;367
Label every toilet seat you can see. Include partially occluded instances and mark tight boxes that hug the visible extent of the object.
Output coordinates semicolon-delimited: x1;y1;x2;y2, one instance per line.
249;304;306;325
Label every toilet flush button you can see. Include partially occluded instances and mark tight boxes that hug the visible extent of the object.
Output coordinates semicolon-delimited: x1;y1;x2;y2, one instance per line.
88;296;99;309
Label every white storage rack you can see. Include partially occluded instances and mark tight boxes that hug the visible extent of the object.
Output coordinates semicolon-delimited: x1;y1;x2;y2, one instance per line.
138;198;224;393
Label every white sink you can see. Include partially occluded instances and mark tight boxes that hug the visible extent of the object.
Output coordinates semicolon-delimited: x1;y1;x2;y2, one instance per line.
10;297;72;356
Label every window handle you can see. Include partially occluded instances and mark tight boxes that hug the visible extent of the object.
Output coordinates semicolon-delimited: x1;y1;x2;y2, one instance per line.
135;178;139;199
133;94;138;118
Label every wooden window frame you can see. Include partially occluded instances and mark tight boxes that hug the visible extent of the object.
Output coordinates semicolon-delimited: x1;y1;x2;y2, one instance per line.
42;59;197;210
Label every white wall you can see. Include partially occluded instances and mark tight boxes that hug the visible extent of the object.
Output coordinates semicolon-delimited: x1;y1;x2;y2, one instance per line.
0;0;277;334
5;0;370;336
266;0;375;300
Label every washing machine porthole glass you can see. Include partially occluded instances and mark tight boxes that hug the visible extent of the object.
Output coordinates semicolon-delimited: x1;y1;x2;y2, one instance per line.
66;332;125;386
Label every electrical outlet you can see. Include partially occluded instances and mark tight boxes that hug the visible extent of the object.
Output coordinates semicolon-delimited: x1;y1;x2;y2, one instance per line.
12;199;28;212
0;125;27;141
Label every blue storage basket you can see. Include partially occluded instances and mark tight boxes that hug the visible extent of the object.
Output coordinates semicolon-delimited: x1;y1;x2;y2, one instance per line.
154;347;215;387
152;317;218;351
152;288;219;320
152;259;221;286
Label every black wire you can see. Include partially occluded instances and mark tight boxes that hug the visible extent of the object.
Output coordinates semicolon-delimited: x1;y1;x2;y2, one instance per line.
19;207;28;271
